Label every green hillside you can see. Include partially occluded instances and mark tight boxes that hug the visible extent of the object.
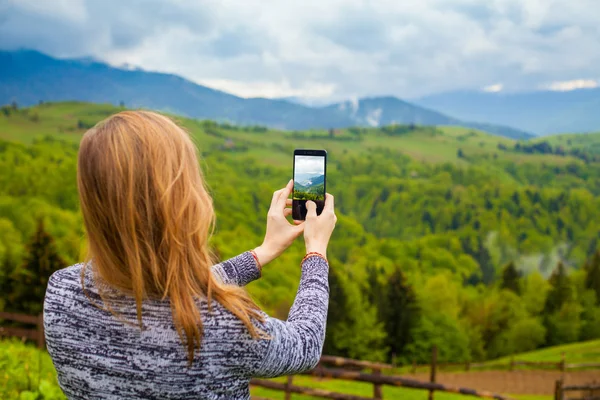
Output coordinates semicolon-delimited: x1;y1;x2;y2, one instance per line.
541;132;600;155
1;101;600;373
0;101;583;167
493;339;600;364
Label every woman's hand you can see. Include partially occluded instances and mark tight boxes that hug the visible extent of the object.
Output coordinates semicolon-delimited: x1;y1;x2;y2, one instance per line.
304;193;337;258
253;180;304;266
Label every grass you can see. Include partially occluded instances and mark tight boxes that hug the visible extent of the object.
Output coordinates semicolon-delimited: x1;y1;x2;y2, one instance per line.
492;339;600;364
0;339;65;400
394;339;600;376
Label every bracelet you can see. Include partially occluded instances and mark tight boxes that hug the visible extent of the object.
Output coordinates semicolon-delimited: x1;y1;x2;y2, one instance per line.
301;252;327;265
249;249;262;272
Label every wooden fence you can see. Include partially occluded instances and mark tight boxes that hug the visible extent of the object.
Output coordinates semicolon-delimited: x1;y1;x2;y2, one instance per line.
0;312;45;348
555;380;600;400
250;347;514;400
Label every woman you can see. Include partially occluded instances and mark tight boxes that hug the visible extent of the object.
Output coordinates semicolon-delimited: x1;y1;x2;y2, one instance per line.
43;111;336;399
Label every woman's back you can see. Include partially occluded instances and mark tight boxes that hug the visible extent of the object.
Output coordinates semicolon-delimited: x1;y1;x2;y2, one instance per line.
45;252;330;399
43;110;337;399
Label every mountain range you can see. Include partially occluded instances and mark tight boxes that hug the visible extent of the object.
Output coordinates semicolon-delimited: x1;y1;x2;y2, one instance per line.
295;174;325;188
0;50;532;139
415;89;600;136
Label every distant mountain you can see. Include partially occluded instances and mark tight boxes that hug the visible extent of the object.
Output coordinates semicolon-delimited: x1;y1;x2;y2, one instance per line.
0;49;532;139
279;96;335;107
295;174;324;187
415;89;600;136
322;97;533;139
309;174;325;186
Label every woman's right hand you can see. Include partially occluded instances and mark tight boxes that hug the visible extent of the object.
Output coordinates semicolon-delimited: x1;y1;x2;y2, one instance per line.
304;193;337;258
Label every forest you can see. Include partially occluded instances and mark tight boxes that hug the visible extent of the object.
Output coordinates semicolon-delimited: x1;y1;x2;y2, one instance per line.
1;102;600;366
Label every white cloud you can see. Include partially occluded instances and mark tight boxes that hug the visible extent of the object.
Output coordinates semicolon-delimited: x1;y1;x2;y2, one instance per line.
366;108;383;126
7;0;87;22
483;83;503;92
295;156;325;176
2;0;600;99
543;79;599;91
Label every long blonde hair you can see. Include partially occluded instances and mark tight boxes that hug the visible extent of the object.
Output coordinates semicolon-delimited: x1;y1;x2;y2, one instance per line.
77;110;264;364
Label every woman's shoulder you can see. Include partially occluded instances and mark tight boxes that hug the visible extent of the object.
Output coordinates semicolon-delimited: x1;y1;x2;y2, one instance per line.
48;263;86;289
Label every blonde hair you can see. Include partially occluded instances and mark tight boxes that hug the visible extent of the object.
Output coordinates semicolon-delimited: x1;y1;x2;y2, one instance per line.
77;110;264;364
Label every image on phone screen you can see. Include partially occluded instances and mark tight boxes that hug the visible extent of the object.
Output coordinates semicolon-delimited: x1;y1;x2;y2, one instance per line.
293;150;327;220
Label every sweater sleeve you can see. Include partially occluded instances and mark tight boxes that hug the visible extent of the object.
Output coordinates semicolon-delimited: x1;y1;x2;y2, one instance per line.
249;255;329;377
211;251;261;286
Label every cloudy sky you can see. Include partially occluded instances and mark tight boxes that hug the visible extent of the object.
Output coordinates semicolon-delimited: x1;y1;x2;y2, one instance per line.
295;155;325;179
1;0;600;101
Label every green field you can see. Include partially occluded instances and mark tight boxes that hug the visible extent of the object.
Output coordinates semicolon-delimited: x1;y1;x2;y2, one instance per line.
492;339;600;364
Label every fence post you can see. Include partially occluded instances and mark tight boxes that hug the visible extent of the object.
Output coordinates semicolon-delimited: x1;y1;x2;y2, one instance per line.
411;359;416;374
316;361;324;380
554;379;563;400
284;375;293;400
36;313;45;349
465;360;470;372
510;356;515;372
560;352;566;374
373;367;383;399
429;345;438;400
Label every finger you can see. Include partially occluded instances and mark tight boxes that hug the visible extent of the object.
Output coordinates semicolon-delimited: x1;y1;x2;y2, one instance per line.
324;193;335;212
306;201;317;219
293;219;303;225
270;188;284;209
276;179;294;209
293;221;305;233
286;198;292;207
283;208;293;217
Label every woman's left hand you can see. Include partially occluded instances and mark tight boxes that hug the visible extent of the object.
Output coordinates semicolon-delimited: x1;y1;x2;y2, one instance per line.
253;179;304;266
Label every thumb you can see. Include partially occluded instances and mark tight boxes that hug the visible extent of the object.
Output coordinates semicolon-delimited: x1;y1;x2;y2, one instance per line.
306;201;317;219
293;221;305;234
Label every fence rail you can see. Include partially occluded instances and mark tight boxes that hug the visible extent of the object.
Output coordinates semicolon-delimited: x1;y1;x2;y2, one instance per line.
319;355;393;370
555;379;600;400
0;312;45;349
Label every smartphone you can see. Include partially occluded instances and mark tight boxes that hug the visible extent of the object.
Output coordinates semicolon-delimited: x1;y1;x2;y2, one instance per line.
292;149;327;220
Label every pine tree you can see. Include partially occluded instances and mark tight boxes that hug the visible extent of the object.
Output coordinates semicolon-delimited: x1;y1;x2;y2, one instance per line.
0;255;15;310
544;262;572;314
323;268;349;356
476;239;495;284
500;261;521;294
585;250;600;304
381;267;420;360
366;265;383;309
8;218;67;314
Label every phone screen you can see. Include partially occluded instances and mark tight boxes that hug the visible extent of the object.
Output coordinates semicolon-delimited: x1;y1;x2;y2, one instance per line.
292;150;327;220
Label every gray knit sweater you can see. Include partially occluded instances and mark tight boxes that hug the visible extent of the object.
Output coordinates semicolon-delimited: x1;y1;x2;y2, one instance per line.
43;252;329;399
